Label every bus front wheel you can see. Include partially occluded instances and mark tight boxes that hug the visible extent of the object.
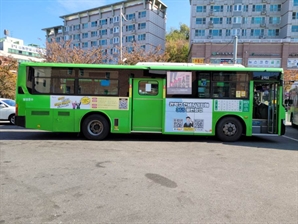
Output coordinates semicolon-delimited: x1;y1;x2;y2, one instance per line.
82;114;109;140
216;117;243;142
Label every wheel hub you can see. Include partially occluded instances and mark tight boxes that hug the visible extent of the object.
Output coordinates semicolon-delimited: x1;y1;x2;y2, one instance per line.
223;123;236;136
88;121;103;136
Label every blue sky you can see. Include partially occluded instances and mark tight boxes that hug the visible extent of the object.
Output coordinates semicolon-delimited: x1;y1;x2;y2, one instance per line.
0;0;190;46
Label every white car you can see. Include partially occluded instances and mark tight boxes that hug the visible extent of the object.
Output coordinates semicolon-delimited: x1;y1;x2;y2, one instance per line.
0;98;16;124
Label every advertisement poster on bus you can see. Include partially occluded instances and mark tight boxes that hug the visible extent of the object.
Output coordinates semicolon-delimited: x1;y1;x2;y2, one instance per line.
165;99;213;133
167;71;192;94
50;96;129;110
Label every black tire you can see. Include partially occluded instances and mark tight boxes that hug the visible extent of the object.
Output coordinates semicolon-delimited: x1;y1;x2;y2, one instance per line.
9;114;15;125
216;117;243;142
82;114;110;140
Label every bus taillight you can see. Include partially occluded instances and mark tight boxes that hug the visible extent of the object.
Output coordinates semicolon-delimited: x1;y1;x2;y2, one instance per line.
16;104;18;116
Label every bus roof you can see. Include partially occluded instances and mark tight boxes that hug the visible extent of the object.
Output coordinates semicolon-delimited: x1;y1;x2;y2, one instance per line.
19;62;283;73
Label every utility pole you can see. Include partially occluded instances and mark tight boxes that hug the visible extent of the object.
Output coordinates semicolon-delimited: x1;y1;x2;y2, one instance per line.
120;7;123;62
233;35;238;64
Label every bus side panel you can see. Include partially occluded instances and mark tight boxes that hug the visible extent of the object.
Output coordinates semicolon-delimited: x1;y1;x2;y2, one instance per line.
24;96;54;131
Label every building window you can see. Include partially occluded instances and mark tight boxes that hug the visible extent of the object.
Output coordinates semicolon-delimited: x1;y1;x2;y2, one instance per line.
211;6;223;12
250;29;264;36
100;29;107;35
138;11;146;18
252;5;266;12
251;17;265;24
292;25;298;32
210;17;223;24
55;37;60;42
226;5;232;12
268;29;279;36
243;5;249;12
269;17;280;24
195;30;205;36
113;37;119;44
100;39;107;46
126;13;136;20
113;27;119;33
126;24;135;31
196;6;206;12
113;16;119;23
100;19;108;25
82;42;88;48
196;18;206;25
73;24;80;30
82;32;88;38
64;35;70;41
138;34;146;41
226;30;231;36
126;35;135;42
242;17;248;24
138;23;146;30
91;31;97;37
233;17;242;24
231;29;240;36
209;29;222;36
233;5;242;11
91;21;98;27
73;43;80;48
293;12;298;20
270;4;281;12
294;0;298;6
226;18;232;24
82;23;88;29
91;41;97;47
127;46;134;53
73;34;80;40
242;29;247;36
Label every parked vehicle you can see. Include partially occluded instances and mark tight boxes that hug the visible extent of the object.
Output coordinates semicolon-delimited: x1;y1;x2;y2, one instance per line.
0;98;16;124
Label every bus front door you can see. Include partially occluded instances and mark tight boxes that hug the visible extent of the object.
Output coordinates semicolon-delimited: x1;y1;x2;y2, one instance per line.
252;82;279;134
132;79;163;132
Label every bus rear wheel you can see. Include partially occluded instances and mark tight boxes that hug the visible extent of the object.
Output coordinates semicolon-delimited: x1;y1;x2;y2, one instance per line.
216;117;243;142
82;114;109;140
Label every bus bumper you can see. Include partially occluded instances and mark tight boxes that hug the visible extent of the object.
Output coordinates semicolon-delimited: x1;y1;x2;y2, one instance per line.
15;116;25;127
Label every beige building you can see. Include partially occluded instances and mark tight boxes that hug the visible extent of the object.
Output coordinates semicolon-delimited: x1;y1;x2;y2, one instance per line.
189;0;298;70
43;0;167;64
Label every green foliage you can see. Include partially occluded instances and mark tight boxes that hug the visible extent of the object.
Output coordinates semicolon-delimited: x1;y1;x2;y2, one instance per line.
165;23;190;62
0;56;17;99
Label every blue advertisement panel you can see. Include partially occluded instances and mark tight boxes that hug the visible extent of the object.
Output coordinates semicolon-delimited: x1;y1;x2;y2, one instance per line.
165;99;213;133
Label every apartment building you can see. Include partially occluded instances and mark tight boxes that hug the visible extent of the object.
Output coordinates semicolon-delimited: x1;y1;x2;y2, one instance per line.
0;36;44;63
189;0;298;69
43;0;167;64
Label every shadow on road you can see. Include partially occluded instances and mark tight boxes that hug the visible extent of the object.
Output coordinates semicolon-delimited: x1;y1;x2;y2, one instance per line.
0;124;297;151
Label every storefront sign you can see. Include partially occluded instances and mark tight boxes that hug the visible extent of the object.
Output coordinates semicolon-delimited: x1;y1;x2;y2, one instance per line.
248;58;281;67
287;59;298;68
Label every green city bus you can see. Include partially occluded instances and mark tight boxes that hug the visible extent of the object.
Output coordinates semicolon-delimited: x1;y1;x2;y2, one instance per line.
15;62;286;142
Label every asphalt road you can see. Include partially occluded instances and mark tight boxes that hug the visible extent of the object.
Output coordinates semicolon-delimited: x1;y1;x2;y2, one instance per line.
0;123;297;223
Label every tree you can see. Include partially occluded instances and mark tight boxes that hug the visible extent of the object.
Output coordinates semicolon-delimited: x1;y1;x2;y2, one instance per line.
119;42;168;65
43;39;108;63
42;39;168;65
0;56;18;99
165;23;190;62
284;69;298;92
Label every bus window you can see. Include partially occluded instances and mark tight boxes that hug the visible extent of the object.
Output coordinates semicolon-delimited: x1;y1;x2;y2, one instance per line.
197;72;211;98
138;81;158;95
